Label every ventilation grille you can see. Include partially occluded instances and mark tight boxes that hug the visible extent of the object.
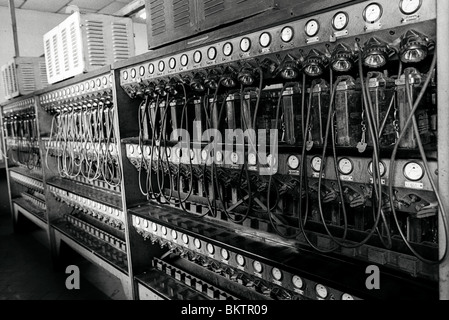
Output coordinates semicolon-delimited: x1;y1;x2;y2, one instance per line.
150;0;166;36
69;21;80;69
44;38;54;79
1;63;18;99
173;0;190;28
204;0;224;17
52;34;61;77
86;19;107;66
19;63;36;92
112;22;131;62
39;60;49;87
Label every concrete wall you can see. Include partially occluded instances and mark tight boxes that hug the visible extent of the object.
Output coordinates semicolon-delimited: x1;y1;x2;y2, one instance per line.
0;6;148;104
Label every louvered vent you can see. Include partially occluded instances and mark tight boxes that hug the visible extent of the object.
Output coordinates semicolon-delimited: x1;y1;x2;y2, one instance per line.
173;0;190;28
85;19;107;67
69;21;80;69
39;60;49;87
150;0;166;36
44;38;54;79
61;28;70;72
204;0;225;17
8;64;18;95
19;63;36;92
52;34;61;77
111;22;131;62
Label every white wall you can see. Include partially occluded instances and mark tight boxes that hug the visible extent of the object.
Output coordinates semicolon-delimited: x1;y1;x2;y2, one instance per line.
0;7;148;104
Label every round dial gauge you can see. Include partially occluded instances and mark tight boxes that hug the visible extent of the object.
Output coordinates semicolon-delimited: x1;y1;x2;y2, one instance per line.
221;248;230;260
316;284;328;298
368;161;386;177
248;153;257;166
281;26;294;42
404;162;424;181
400;0;421;15
176;148;182;158
253;261;263;273
102;76;108;85
194;238;201;249
158;61;165;72
305;19;320;37
143;220;149;229
190;149;195;160
342;293;354;300
139;66;145;76
240;37;251;52
135;217;140;225
169;57;176;69
182;234;189;244
96;79;101;87
180;54;188;66
236;254;246;266
223;42;233;56
171;229;178;239
271;267;283;281
148;63;155;74
292;275;304;289
333;12;349;31
128;145;134;154
259;32;271;48
131;69;136;78
144;146;151;157
166;147;172;158
216;151;223;162
201;150;209;161
338;158;353;175
194;50;202;64
207;47;217;60
123;71;128;80
288;155;300;170
206;243;215;255
363;3;383;24
161;226;167;235
311;156;323;172
152;223;158;232
267;154;276;167
231;152;239;164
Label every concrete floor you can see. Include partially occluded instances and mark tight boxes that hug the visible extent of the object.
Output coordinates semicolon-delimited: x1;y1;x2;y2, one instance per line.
0;169;126;300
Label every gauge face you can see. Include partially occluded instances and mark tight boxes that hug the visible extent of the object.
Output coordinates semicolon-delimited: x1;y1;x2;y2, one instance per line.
248;153;257;166
368;161;386;177
305;19;320;37
158;61;165;72
148;63;155;74
171;229;178;239
316;284;328;298
96;78;101;87
223;42;233;56
123;71;128;80
311;156;323;172
281;26;294;42
338;158;353;175
400;0;421;14
176;148;182;158
259;32;271;48
288;155;300;170
139;66;146;76
236;254;246;266
182;234;189;244
128;145;134;154
135;217;140;225
201;150;209;161
144;146;151;156
152;223;158;232
194;50;202;63
342;293;354;300
271;267;283;281
364;3;383;23
169;58;176;69
190;149;195;160
194;238;201;249
292;275;304;289
253;261;263;273
143;220;149;228
333;12;349;31
267;154;276;167
216;151;223;162
161;226;167;235
207;47;217;60
221;248;230;260
166;147;171;158
240;37;251;52
404;162;424;181
180;54;188;66
206;243;215;255
231;152;239;164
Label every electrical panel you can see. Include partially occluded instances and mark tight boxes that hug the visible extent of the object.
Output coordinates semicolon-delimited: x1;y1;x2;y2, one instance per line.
43;12;135;84
1;57;48;100
1;0;448;301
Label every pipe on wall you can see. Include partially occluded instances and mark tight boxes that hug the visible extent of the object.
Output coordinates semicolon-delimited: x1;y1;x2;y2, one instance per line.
8;0;20;57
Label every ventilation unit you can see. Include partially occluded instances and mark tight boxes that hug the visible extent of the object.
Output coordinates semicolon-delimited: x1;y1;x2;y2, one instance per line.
43;12;135;84
1;57;49;101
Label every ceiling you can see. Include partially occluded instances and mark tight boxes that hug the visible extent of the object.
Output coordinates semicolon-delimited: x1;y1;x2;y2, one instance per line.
0;0;139;16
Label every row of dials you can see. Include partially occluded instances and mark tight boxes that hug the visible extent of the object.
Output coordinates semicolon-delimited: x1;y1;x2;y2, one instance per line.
3;98;36;114
133;216;356;300
40;74;113;104
122;1;424;82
